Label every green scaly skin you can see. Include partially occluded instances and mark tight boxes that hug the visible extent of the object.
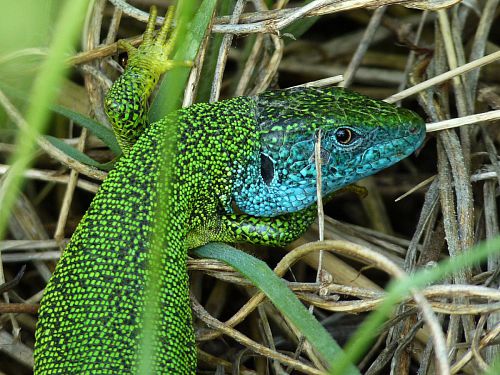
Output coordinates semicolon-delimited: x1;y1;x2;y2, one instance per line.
34;8;425;374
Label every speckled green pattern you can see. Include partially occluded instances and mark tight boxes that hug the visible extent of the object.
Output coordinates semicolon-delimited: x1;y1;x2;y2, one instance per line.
34;8;426;375
104;65;157;153
35;98;259;374
103;6;184;155
35;90;424;373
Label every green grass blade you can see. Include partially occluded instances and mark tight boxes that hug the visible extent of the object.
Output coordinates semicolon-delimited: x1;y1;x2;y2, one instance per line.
149;0;217;121
196;0;233;102
486;357;500;374
0;0;89;241
194;243;360;375
280;0;321;44
44;135;114;170
137;1;217;373
52;104;122;156
331;235;500;374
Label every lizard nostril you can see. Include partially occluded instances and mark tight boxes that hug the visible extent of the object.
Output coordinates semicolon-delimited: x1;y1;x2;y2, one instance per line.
409;124;420;134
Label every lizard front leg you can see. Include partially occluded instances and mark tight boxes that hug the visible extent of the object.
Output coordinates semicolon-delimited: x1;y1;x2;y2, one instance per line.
211;186;367;247
218;207;319;247
104;6;190;154
186;203;321;249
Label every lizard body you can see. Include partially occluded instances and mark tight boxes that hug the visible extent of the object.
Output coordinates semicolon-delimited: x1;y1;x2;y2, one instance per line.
34;7;425;374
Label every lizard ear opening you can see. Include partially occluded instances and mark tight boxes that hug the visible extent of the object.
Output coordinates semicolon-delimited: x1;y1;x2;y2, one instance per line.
260;153;275;186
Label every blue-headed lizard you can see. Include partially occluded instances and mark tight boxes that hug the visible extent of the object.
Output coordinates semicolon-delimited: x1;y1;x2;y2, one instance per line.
34;7;425;374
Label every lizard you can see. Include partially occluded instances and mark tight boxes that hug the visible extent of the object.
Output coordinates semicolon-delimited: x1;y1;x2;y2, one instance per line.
34;6;426;374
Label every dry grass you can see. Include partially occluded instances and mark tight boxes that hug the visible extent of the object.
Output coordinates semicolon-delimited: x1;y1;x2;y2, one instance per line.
1;0;500;374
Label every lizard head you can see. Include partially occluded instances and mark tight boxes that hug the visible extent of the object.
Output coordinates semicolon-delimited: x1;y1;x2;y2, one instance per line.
231;86;426;218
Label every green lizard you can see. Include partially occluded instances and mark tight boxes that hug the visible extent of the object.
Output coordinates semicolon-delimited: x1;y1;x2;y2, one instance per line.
34;6;426;374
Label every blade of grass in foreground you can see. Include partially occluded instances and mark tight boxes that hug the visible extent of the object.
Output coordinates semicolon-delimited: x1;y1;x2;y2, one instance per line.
52;104;122;156
137;1;217;373
196;0;233;102
44;135;115;170
195;243;361;375
149;0;217;121
331;235;500;374
0;0;88;240
486;357;500;374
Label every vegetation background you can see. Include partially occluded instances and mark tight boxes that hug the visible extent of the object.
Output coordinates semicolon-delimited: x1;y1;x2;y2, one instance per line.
0;0;500;374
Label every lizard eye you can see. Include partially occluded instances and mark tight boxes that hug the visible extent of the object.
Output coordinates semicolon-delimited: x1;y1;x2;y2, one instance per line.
260;153;274;186
334;128;354;145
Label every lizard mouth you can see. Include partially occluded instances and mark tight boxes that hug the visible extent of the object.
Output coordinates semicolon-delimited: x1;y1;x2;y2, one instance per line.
362;135;422;165
379;123;426;157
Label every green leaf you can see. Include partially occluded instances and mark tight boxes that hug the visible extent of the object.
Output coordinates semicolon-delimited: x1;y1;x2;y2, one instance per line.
486;357;500;375
52;104;122;156
332;235;500;374
282;1;320;42
0;0;89;241
194;243;360;375
196;0;234;102
149;0;218;121
44;135;114;171
138;1;218;373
